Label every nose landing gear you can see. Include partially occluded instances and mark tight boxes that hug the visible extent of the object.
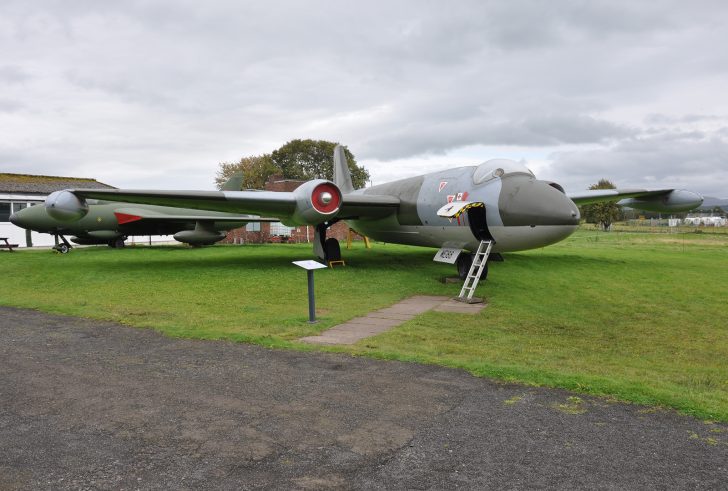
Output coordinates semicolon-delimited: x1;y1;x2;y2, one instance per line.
53;234;72;254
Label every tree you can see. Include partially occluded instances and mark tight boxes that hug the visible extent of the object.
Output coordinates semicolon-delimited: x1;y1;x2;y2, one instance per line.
581;178;623;231
270;139;370;189
214;154;280;190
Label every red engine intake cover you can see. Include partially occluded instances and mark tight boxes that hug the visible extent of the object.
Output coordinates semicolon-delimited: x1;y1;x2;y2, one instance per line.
311;182;341;214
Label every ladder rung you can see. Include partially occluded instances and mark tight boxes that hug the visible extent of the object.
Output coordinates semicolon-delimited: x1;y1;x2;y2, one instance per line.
458;239;492;300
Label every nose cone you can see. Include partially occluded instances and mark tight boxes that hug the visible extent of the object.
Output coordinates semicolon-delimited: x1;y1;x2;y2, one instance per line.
499;177;580;227
9;208;30;227
9;205;51;231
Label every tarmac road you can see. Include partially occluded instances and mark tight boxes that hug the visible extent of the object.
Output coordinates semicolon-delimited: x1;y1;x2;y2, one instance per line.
1;306;727;490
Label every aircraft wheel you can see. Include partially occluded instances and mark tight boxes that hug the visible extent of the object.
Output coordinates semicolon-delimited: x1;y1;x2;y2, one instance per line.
480;262;489;281
324;238;341;262
57;243;70;254
456;253;472;280
114;238;126;248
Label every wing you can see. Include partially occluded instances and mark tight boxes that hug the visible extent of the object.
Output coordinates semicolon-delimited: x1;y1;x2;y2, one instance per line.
56;179;400;226
568;188;703;212
568;188;666;205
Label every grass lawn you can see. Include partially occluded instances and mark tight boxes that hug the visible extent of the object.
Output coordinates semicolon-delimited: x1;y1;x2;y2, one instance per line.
2;229;727;421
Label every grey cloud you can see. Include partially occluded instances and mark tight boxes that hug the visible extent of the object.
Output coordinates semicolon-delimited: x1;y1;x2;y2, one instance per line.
0;99;24;113
1;0;727;193
355;113;634;160
547;130;728;197
645;113;726;125
0;65;30;83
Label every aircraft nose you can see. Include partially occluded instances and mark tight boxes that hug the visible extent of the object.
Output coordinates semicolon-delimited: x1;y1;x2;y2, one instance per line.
9;211;24;227
9;206;35;228
499;177;580;227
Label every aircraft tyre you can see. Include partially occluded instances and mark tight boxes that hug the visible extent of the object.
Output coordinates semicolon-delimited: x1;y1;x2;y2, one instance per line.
456;253;472;279
56;243;70;254
108;238;126;249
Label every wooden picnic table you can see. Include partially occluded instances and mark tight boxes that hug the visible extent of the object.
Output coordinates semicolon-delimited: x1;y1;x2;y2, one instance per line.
0;237;19;252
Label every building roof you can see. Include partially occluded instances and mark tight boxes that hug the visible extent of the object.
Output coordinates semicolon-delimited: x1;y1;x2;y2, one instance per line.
0;173;115;194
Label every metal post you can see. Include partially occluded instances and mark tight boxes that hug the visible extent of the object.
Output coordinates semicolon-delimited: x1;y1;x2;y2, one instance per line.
293;260;326;323
307;270;316;323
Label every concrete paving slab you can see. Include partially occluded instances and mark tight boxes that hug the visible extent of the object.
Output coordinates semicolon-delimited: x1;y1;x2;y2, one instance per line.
327;325;392;336
345;317;404;328
398;295;450;304
433;299;488;314
301;295;470;346
365;312;414;321
375;305;433;315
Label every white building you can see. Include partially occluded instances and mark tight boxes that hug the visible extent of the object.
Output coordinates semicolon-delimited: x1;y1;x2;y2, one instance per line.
684;216;727;226
0;173;114;247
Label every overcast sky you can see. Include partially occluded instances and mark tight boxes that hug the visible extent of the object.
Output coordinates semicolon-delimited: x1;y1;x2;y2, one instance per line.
1;0;727;197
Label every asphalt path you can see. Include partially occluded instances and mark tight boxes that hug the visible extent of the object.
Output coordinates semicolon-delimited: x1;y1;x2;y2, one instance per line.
1;306;726;490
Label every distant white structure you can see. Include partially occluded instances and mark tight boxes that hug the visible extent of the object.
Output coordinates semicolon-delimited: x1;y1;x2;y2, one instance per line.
684;216;727;226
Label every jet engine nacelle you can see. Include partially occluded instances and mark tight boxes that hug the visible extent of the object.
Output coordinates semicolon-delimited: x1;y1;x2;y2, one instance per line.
619;190;704;213
285;179;342;226
45;190;89;222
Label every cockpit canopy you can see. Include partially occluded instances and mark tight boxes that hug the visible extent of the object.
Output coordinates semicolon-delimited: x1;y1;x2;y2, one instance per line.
472;159;535;185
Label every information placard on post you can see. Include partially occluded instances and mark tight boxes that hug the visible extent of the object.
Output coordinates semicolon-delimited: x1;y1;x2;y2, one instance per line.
293;260;328;323
292;260;328;271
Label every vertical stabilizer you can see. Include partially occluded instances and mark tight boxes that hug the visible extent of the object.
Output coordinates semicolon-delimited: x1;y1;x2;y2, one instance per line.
221;172;244;191
333;145;355;193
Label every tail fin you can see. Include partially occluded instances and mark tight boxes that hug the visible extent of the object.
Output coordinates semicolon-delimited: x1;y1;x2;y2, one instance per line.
221;172;244;191
333;145;355;193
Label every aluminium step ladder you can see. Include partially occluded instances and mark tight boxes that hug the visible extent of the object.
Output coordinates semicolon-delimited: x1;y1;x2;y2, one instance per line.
457;240;493;302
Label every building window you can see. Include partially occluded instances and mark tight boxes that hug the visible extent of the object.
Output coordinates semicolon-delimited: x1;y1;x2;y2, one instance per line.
12;202;27;213
0;202;10;222
246;221;261;232
270;222;293;237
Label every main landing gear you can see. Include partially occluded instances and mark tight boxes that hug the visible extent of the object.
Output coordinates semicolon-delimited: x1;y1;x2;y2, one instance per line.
315;222;343;265
108;237;126;249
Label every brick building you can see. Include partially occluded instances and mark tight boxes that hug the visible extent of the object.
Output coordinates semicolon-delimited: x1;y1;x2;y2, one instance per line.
222;176;360;245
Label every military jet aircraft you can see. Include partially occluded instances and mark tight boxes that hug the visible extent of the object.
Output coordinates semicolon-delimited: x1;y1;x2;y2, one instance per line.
10;173;275;253
40;146;703;276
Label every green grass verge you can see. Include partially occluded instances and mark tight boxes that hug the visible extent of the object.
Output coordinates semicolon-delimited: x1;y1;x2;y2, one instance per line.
1;230;727;420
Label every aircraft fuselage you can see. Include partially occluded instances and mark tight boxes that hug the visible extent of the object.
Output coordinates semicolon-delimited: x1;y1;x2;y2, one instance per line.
10;201;249;246
347;160;580;253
